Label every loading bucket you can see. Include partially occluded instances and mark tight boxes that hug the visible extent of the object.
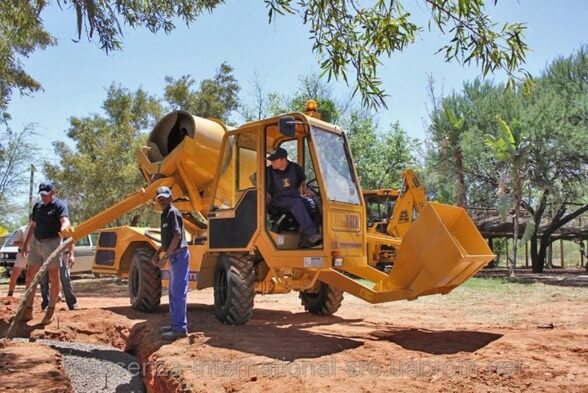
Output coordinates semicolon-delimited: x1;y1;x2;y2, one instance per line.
385;202;494;299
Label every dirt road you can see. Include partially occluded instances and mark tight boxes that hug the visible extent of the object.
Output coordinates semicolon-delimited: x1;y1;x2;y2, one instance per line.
1;276;587;392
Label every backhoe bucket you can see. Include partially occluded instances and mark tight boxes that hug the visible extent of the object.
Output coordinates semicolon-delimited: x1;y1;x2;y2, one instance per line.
385;202;494;299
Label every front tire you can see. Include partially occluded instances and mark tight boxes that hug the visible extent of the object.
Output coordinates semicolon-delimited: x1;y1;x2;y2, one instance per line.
128;247;161;312
214;253;255;325
299;282;343;315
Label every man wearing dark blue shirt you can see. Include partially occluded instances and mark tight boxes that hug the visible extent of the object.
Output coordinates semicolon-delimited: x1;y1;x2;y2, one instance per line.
152;186;190;341
22;182;75;324
266;147;321;247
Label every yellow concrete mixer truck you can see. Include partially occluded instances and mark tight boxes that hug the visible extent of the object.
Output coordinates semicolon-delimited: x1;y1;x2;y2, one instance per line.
62;101;495;325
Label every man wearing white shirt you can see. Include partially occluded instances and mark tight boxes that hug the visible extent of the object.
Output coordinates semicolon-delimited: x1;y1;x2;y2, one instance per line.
6;221;30;297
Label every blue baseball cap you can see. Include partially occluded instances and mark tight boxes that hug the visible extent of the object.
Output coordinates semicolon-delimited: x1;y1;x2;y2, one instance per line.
156;186;172;199
38;182;55;195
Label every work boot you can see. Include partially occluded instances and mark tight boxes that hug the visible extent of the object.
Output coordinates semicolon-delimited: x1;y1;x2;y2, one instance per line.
308;233;322;245
22;306;34;322
161;330;187;341
300;233;322;248
41;306;55;325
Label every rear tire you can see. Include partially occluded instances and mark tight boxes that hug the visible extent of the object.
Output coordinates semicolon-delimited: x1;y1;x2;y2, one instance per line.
299;282;343;315
128;247;161;312
214;253;255;325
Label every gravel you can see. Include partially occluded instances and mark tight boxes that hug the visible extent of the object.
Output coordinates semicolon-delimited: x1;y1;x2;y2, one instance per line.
16;338;145;393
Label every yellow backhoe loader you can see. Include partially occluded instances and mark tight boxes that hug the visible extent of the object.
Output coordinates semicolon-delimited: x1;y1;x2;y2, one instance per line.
60;102;494;325
365;169;427;271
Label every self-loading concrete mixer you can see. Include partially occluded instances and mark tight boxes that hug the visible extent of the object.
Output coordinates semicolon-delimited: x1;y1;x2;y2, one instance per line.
62;104;494;325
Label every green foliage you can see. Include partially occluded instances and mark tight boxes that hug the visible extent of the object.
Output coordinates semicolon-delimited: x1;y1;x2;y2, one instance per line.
346;111;418;189
427;45;588;271
0;0;528;121
0;126;39;226
426;91;472;206
57;0;224;53
44;85;163;226
45;65;240;227
164;62;240;121
486;115;529;168
0;1;56;122
239;72;418;190
485;116;516;161
427;0;530;87
266;0;528;108
520;220;535;243
240;72;343;123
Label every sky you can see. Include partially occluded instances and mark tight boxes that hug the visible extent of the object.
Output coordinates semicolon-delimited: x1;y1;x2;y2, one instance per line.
7;0;588;168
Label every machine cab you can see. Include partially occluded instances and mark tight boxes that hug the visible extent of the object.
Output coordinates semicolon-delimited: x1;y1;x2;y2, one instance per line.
207;111;365;260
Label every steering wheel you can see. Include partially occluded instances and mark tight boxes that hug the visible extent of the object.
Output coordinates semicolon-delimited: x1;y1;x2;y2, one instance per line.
306;178;320;195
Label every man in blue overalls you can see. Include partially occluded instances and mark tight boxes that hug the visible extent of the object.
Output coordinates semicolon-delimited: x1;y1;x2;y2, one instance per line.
152;186;190;341
266;147;322;247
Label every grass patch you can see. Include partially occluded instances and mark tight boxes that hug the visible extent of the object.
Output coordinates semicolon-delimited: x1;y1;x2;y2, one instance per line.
460;277;509;290
354;275;588;305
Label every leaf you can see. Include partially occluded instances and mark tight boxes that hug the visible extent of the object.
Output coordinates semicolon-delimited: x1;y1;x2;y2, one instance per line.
521;220;535;243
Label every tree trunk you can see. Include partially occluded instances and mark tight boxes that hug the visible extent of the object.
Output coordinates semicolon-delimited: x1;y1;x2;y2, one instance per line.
532;202;588;273
530;235;543;273
510;171;522;277
511;217;519;277
524;190;548;273
454;149;466;208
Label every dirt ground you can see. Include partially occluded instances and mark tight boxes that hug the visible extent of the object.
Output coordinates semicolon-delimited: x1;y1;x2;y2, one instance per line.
1;274;587;393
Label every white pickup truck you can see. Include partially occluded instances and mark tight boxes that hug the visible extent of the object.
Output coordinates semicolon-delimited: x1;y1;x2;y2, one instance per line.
0;231;97;278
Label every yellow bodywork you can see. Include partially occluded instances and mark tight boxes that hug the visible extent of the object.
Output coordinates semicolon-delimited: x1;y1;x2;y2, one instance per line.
364;168;429;270
321;202;494;302
61;108;494;313
364;188;400;268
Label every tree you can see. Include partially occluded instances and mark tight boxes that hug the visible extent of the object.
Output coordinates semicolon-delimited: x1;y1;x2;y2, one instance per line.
0;1;55;123
0;0;528;115
427;90;472;207
485;115;530;276
239;72;345;123
0;125;39;226
45;66;242;227
427;48;588;273
164;62;240;121
519;48;588;272
289;73;345;124
270;0;528;108
238;71;418;190
239;72;278;122
44;85;163;226
346;110;418;189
